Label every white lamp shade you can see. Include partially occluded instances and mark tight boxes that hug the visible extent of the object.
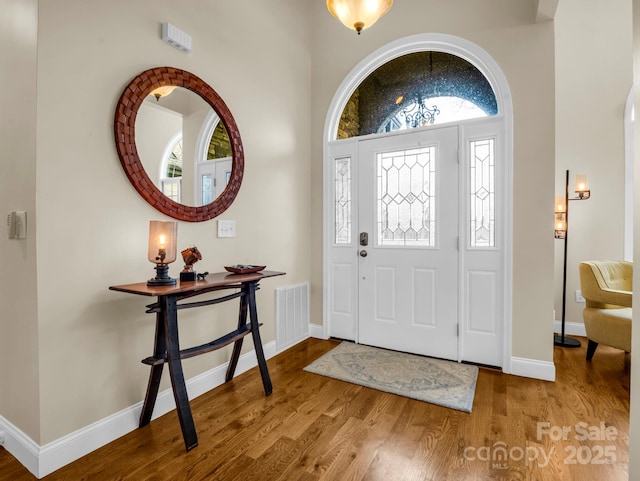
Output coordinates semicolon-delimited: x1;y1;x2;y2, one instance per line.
149;85;177;100
554;196;566;213
575;174;588;193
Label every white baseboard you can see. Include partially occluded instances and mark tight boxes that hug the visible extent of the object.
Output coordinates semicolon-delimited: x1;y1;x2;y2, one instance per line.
510;356;556;382
275;334;310;354
309;323;327;339
0;415;40;478
0;341;277;479
553;320;586;337
507;320;583;382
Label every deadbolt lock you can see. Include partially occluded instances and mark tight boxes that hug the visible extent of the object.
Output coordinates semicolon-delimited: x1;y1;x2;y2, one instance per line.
360;232;369;246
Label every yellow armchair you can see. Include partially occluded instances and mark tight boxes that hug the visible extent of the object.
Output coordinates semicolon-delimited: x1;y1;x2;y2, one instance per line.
578;260;632;361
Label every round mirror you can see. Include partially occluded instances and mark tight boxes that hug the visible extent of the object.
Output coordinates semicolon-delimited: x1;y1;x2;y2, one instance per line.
114;67;244;222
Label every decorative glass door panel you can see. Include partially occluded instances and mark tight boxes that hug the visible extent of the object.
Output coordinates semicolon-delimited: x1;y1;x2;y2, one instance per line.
335;157;352;245
469;138;495;248
377;147;436;247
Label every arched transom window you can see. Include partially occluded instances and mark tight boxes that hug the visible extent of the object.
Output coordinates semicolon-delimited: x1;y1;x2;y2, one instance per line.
337;51;498;139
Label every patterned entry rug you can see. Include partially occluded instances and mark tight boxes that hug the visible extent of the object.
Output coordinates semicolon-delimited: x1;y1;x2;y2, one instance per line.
303;342;478;413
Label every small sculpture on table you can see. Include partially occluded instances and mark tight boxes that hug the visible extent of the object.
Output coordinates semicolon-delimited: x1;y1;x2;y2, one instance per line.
180;246;202;282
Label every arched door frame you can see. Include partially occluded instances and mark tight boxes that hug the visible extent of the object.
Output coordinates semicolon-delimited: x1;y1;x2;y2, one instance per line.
322;33;514;372
159;131;183;183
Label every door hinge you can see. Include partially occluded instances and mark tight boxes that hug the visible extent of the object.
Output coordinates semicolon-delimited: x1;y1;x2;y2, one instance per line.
456;236;460;250
457;149;461;163
457;323;460;337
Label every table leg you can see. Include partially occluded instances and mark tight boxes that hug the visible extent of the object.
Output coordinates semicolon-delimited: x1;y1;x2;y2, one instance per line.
247;281;272;396
139;313;166;427
225;288;248;382
163;295;198;450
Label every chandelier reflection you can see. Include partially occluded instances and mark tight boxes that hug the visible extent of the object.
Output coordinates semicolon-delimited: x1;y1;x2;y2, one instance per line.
399;96;440;128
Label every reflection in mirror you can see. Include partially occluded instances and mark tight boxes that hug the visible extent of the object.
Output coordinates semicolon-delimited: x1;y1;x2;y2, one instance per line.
114;66;244;222
136;87;233;207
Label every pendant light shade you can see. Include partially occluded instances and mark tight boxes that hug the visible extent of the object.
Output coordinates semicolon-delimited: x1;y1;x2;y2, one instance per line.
326;0;393;35
149;85;178;101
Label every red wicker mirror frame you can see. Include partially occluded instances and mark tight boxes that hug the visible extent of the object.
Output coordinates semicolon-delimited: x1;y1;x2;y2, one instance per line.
114;67;244;222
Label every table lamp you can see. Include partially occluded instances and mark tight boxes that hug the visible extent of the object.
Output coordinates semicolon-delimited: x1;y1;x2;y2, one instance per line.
147;220;178;286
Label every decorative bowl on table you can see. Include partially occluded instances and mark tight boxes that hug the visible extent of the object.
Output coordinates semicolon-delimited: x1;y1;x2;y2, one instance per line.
224;265;266;274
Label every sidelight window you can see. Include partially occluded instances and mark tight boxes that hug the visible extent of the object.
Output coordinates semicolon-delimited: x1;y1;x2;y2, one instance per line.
469;138;495;248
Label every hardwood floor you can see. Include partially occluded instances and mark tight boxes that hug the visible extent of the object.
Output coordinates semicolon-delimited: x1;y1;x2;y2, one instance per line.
0;337;630;480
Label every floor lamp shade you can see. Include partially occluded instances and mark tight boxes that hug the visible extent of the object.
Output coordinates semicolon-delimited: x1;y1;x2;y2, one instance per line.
575;174;590;199
554;196;566;239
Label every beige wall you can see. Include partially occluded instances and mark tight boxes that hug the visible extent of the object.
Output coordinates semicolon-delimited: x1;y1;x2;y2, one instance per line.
136;101;182;191
310;0;556;363
30;0;311;444
0;0;40;442
554;0;633;326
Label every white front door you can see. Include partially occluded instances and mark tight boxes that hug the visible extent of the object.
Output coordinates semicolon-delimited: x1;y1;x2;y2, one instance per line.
326;120;505;367
357;127;459;360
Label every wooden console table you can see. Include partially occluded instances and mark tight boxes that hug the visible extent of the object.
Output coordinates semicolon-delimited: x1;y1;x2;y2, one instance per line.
109;270;285;451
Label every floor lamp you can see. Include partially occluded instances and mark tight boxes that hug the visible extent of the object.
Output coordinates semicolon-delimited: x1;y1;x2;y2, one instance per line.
554;169;590;347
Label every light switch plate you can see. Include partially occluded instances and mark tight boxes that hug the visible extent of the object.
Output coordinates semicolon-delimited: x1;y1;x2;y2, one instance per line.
217;220;236;238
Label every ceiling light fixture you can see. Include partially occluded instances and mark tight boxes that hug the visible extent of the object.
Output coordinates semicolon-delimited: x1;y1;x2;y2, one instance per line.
326;0;393;35
149;85;178;101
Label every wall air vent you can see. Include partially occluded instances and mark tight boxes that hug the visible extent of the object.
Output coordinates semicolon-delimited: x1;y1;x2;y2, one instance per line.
161;22;192;54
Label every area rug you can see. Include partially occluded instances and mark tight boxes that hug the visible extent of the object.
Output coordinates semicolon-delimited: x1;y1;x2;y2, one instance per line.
303;342;478;412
